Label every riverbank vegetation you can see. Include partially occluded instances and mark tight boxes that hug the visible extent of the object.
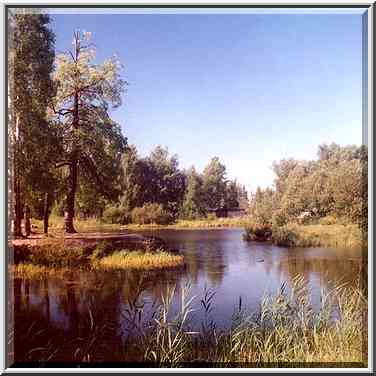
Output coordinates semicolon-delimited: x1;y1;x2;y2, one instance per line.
12;276;366;366
244;143;367;247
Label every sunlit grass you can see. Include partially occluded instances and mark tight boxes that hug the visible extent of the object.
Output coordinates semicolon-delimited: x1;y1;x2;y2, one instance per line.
91;250;184;271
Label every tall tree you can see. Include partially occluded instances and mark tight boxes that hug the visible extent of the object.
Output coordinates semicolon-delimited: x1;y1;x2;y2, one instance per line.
181;167;206;219
53;30;127;232
8;10;56;237
143;146;186;217
202;157;227;210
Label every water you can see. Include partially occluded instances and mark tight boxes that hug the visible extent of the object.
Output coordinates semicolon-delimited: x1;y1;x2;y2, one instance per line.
11;228;363;363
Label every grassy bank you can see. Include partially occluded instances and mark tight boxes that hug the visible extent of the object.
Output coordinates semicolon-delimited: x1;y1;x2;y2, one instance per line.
12;238;184;277
14;276;367;366
272;223;363;248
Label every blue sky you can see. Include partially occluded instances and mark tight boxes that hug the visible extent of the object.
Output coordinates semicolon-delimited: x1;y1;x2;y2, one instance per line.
50;9;366;191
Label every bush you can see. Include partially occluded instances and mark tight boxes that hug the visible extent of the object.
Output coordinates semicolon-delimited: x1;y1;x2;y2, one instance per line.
271;224;300;247
102;205;131;224
131;203;173;225
23;241;89;267
243;222;272;241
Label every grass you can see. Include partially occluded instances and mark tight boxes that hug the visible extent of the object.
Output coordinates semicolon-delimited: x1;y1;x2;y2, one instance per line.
91;250;185;271
272;223;363;248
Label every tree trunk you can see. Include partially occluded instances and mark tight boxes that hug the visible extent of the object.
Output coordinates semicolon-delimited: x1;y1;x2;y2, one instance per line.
64;160;78;233
43;192;50;234
24;204;31;237
13;175;22;237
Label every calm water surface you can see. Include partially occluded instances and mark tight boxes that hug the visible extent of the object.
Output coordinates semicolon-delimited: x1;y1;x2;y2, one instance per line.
12;229;363;363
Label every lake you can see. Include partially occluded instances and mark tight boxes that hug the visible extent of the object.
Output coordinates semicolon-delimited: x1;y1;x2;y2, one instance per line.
11;228;364;363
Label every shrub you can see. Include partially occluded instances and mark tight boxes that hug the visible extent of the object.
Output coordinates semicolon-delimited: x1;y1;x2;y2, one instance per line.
26;241;89;267
131;203;173;225
271;224;300;247
102;205;131;224
243;223;272;241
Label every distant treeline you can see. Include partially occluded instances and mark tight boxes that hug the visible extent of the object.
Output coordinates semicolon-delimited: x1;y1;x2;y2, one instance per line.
249;143;368;231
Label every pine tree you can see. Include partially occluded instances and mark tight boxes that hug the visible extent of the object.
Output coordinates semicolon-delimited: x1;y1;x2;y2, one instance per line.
53;30;127;232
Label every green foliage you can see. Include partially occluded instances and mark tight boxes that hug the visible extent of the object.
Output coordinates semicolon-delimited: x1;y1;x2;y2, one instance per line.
102;205;131;224
53;30;127;230
16;241;89;267
243;222;272;241
131;203;174;225
249;187;274;225
202;157;227;210
9;11;59;229
271;224;300;247
180;167;206;219
251;143;368;232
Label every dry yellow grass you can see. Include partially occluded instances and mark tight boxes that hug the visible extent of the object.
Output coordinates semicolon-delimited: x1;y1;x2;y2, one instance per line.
92;250;184;270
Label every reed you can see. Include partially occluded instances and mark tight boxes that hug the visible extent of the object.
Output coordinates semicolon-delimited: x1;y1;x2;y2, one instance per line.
139;276;367;366
12;276;367;366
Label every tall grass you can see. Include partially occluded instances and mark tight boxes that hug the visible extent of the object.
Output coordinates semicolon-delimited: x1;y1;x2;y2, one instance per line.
138;276;367;366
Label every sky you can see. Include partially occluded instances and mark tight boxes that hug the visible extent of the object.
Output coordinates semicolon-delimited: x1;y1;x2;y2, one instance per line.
50;8;366;192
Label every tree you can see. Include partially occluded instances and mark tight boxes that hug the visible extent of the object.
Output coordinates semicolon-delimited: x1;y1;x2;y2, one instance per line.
225;179;240;209
142;146;186;217
119;145;145;211
53;30;127;232
8;10;56;236
181;167;206;219
202;157;227;210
